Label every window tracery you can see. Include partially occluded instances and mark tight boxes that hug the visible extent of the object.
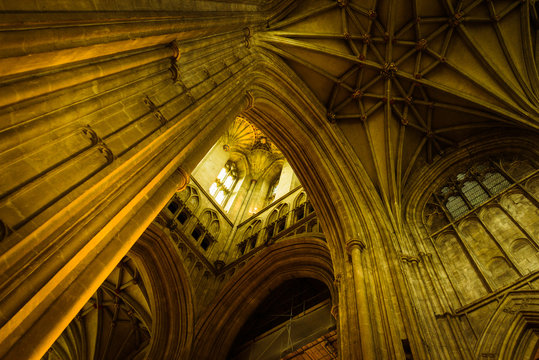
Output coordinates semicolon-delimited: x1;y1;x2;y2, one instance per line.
209;161;238;206
431;161;513;221
264;203;289;243
423;156;539;304
191;210;220;251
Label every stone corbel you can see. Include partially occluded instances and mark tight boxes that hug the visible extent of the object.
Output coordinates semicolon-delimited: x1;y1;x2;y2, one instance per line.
214;260;225;272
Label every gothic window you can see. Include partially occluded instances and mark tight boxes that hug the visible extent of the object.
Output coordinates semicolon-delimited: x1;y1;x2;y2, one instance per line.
238;220;262;256
265;209;279;242
266;178;279;205
423;156;539;304
265;203;289;242
433;161;513;220
191;210;220;251
209;161;238;206
164;185;199;227
294;192;307;222
277;204;289;232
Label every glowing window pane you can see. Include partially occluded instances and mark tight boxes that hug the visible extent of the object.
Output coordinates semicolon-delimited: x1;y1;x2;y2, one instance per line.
223;176;234;189
209;183;218;196
217;168;227;182
462;181;488;207
446;195;469;219
483;172;510;195
272;181;279;196
216;190;225;204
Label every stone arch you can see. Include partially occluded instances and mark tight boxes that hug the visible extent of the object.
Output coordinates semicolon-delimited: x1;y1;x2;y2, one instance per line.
295;191;307;208
266;207;279;226
474;291;539;360
129;224;195;359
179;185;200;211
246;56;388;261
199;209;220;237
191;237;334;360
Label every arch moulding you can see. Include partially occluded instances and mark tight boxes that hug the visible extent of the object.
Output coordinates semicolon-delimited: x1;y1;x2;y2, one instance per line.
474;290;539;360
191;237;335;360
129;223;196;359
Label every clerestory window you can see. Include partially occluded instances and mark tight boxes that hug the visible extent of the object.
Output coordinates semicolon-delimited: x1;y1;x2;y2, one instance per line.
209;161;238;206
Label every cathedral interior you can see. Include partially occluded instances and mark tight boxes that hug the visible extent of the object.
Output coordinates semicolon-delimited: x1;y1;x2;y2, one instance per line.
0;0;538;359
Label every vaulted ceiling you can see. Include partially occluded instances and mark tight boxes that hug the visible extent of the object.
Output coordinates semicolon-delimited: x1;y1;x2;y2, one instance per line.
256;0;539;205
43;257;151;360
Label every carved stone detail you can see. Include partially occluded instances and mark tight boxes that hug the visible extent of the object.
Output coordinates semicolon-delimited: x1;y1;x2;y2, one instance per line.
175;167;190;192
169;61;180;83
169;40;181;61
330;304;339;320
380;62;398;79
214;260;225;271
144;96;168;125
401;254;421;264
98;145;115;164
346;238;366;253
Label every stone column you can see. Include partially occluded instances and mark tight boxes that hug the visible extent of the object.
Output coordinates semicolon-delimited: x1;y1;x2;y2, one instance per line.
347;238;376;360
0;24;259;358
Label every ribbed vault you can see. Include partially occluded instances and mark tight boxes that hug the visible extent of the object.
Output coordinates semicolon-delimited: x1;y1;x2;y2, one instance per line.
255;0;539;206
42;256;151;360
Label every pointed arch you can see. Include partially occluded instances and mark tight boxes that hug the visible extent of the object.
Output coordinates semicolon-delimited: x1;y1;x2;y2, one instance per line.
191;237;335;359
474;291;539;360
129;224;195;359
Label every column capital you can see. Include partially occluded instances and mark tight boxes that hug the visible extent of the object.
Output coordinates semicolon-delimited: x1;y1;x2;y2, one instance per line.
346;238;366;254
175;167;190;192
169;40;181;61
168;40;181;82
330;304;339;320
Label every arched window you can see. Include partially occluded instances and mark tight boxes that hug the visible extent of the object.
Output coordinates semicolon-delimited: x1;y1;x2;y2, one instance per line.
293;192;307;222
423;157;538;305
238;220;262;256
432;161;512;220
264;203;289;243
165;185;199;226
209;161;238;207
